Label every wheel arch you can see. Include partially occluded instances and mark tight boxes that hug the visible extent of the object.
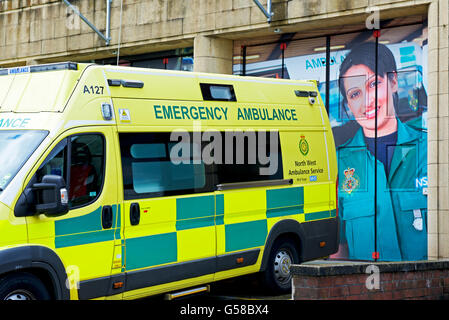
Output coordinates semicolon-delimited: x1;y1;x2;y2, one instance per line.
0;246;70;300
260;219;305;272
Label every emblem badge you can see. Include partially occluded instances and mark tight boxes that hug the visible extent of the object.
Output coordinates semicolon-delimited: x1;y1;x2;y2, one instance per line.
342;168;359;194
299;135;309;156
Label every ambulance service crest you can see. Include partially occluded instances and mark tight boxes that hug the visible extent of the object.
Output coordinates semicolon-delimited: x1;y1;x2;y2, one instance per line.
299;135;309;156
342;168;359;194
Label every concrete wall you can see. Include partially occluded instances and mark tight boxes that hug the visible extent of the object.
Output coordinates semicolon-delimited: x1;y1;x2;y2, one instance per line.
0;0;442;68
0;0;448;258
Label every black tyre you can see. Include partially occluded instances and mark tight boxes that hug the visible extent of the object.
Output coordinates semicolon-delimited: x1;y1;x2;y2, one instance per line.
262;238;299;294
0;272;51;300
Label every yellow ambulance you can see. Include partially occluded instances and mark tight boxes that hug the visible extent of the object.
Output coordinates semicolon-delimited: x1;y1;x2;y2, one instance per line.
0;62;338;300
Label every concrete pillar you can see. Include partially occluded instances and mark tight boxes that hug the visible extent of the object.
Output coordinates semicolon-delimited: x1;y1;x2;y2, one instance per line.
428;0;449;260
193;35;233;74
427;0;440;261
438;0;449;259
26;59;40;66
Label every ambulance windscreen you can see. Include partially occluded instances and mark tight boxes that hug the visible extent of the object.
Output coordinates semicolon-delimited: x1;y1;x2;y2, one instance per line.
0;130;48;192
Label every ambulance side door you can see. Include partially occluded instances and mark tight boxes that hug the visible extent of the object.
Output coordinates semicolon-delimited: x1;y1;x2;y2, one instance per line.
118;131;216;298
25;127;119;299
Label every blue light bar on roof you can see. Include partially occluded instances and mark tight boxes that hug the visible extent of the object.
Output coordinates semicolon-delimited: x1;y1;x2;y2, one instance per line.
0;62;78;76
30;62;78;73
8;66;30;75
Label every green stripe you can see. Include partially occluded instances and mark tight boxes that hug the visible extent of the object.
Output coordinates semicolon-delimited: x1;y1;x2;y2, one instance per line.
216;194;224;215
266;206;302;218
225;219;267;252
126;233;177;270
305;210;331;221
55;207;103;235
215;194;225;225
215;214;224;225
54;205;121;248
55;229;115;248
266;187;303;209
177;195;215;220
330;209;337;218
176;216;215;230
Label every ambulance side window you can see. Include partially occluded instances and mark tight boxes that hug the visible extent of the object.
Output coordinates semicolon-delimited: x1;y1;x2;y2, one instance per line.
119;131;283;200
215;131;283;184
36;134;105;209
119;132;215;200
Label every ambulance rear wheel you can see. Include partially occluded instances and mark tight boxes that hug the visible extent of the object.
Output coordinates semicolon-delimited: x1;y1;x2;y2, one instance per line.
0;272;51;300
263;238;299;294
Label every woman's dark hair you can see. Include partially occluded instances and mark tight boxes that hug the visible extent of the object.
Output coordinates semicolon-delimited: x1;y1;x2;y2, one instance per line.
339;42;398;103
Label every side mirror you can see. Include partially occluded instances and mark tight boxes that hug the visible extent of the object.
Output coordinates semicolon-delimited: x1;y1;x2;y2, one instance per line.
32;175;69;217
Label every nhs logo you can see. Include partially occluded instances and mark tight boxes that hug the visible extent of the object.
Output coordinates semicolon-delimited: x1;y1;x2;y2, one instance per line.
416;176;428;189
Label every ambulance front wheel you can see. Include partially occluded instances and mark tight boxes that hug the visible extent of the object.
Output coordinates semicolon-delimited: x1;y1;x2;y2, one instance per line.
0;272;51;300
262;238;299;294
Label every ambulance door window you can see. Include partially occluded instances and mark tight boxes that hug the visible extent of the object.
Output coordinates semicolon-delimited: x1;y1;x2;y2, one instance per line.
69;134;105;208
36;138;68;182
36;134;105;209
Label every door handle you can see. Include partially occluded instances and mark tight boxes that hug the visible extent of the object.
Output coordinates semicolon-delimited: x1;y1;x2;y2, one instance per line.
130;202;140;226
102;205;113;229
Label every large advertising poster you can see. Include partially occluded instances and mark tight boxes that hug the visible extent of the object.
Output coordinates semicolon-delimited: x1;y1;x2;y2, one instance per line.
234;24;428;261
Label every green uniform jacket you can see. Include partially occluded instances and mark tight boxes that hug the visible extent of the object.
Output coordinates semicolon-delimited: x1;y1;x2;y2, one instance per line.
337;119;427;261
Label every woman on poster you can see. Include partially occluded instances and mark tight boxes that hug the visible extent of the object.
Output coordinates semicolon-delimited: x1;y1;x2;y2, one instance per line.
336;42;427;261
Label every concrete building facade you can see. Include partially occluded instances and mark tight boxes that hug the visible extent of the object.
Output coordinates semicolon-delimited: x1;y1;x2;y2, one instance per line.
0;0;448;260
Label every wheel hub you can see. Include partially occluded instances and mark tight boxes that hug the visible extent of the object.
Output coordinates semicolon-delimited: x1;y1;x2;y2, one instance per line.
274;249;292;284
4;290;35;301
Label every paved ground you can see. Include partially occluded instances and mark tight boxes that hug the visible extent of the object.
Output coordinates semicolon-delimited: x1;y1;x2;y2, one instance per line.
141;273;291;301
202;260;349;300
143;260;350;301
203;275;291;301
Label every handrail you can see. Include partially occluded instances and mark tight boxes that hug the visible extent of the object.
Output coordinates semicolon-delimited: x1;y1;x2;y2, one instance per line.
216;179;293;191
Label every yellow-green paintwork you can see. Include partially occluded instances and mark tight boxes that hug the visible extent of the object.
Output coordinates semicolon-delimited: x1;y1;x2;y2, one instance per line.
0;63;337;300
